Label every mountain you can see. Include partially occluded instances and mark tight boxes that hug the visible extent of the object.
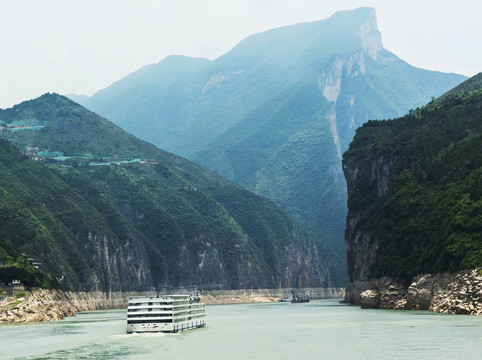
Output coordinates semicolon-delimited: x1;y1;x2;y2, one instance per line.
0;136;153;291
343;73;482;303
0;94;330;292
72;8;466;284
64;93;89;104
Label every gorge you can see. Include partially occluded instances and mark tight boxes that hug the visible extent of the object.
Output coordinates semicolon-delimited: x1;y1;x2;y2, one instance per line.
75;8;466;285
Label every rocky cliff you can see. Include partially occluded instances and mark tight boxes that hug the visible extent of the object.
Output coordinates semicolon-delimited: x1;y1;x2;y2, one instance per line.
343;148;397;300
342;74;482;313
357;270;482;315
0;289;124;323
79;232;154;292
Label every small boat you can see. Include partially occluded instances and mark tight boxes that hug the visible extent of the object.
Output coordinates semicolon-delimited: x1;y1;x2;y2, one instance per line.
291;296;310;303
278;297;292;303
290;290;310;303
126;293;206;333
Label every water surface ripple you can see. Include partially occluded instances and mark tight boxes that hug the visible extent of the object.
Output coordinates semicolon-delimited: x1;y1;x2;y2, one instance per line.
1;300;480;359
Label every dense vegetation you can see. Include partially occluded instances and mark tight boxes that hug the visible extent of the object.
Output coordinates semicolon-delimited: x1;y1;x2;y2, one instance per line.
0;266;58;289
0;135;159;291
344;74;482;282
0;237;56;288
77;8;465;285
0;93;154;157
0;94;328;291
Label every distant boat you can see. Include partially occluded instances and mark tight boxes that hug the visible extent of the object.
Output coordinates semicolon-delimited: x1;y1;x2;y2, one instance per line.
278;297;292;303
291;296;310;303
291;290;310;303
126;293;206;333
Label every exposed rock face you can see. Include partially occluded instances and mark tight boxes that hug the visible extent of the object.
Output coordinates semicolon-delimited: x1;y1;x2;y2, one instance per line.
354;270;482;315
343;151;396;290
357;8;383;60
317;50;374;163
357;277;407;310
343;148;481;315
359;289;380;309
83;231;154;292
342;73;482;315
0;289;124;323
342;152;396;298
281;242;330;288
319;57;345;103
428;270;482;315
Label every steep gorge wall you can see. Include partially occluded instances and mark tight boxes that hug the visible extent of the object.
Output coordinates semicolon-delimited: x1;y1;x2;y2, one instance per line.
343;147;397;293
80;231;154;292
342;105;481;314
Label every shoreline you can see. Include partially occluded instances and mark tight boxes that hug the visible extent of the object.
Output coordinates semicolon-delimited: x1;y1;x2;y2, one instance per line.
345;269;482;315
0;287;345;323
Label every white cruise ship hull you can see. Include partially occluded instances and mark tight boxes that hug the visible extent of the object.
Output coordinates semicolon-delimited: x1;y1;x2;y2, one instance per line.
127;319;206;333
126;294;206;333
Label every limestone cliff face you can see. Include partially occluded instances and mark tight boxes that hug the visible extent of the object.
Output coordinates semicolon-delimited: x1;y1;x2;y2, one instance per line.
317;50;373;162
78;231;154;292
117;203;328;291
281;241;330;288
0;289;127;323
342;78;481;314
357;270;482;315
357;8;383;60
179;234;330;290
343;149;397;302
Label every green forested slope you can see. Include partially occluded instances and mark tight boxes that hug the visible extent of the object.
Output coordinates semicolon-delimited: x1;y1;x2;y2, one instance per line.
344;73;482;282
0;94;329;291
0;137;143;291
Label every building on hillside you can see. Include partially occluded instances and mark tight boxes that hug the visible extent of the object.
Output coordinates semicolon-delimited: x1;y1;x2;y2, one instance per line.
37;151;64;158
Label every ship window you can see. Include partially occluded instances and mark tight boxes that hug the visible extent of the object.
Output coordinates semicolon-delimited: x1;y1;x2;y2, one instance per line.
127;314;172;318
127;319;172;324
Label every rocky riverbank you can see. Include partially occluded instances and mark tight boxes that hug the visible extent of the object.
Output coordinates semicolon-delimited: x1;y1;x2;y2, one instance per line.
349;269;482;315
0;287;344;323
0;289;130;323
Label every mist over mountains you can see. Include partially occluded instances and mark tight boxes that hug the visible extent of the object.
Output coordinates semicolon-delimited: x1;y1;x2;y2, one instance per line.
72;8;466;284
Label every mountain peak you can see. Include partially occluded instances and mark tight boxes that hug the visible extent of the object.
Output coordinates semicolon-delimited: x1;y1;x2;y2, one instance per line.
330;7;382;59
223;7;383;65
1;93;79;121
356;8;382;59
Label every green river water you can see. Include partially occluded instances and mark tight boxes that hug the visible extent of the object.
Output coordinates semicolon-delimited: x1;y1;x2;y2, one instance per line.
0;300;480;359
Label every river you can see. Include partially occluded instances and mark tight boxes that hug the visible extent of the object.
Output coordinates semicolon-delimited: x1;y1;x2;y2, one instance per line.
0;300;480;359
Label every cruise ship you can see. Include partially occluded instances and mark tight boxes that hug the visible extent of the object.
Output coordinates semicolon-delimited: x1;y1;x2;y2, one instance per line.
126;294;206;333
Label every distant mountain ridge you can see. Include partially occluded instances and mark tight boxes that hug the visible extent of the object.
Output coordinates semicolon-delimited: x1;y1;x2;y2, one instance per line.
0;94;330;291
72;8;466;284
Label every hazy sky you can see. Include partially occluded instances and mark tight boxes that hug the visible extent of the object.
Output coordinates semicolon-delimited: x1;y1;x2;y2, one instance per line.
1;0;481;109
